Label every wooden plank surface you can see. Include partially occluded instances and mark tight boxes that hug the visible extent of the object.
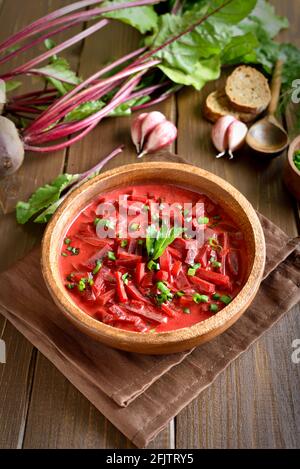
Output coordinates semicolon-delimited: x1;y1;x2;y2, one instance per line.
176;0;300;448
0;0;299;449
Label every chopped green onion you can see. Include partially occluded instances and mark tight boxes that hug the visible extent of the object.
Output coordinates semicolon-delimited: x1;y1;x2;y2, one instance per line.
176;291;185;297
122;272;129;285
212;293;221;300
183;209;190;217
130;222;140;232
66;283;75;290
149;328;156;333
138;239;144;246
183;307;191;314
67;246;80;255
94;217;100;225
157;282;170;294
67;273;75;281
92;260;102;275
185;216;192;223
220;295;232;305
208;237;221;250
61;252;68;257
64;238;71;245
120;240;128;248
107;251;116;261
78;279;86;292
142;204;150;212
211;260;222;269
210;304;219;313
193;294;209;304
97;218;115;230
187;263;201;276
156;282;173;304
147;260;160;271
198;216;209;224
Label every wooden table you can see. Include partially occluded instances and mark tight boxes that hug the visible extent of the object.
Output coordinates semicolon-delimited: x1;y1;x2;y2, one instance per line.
0;0;299;449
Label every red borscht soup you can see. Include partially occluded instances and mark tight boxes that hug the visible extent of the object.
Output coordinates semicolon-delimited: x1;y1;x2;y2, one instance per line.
60;184;248;333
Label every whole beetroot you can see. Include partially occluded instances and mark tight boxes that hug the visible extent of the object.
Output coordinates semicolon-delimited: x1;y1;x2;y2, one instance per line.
0;116;24;178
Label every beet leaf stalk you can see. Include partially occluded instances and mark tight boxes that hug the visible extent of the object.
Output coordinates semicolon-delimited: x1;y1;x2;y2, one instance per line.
16;144;123;224
0;0;163;82
17;0;235;153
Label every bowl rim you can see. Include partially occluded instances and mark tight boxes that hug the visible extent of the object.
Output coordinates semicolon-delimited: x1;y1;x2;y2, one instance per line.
288;135;300;177
42;162;266;348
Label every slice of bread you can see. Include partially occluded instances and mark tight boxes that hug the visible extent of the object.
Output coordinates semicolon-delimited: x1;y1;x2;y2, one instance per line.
203;90;259;123
225;66;271;114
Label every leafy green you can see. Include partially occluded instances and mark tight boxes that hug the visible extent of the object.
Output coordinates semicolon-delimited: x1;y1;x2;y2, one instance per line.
221;32;258;65
146;0;257;90
16;173;79;224
102;0;158;34
5;80;22;93
156;281;173;304
146;222;184;260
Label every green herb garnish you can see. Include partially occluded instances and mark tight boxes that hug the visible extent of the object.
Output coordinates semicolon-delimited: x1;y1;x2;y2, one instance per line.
122;272;129;285
61;252;68;257
97;218;115;230
220;295;232;305
64;238;71;245
78;279;86;292
212;293;221;300
120;239;128;248
294;150;300;171
107;251;116;261
92;260;102;275
146;223;185;260
198;216;209;225
147;260;160;271
211;260;222;269
66;283;75;290
129;222;140;232
183;307;191;314
187;263;201;276
208;238;222;250
176;291;185;297
193;294;209;304
156;281;173;305
210;304;219;313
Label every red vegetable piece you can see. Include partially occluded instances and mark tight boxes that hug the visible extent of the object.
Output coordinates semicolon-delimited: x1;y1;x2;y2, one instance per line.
98;288;115;306
159;248;172;273
161;303;176;318
175;271;190;290
141;271;154;288
92;275;105;297
195;244;210;268
84;244;112;269
168;246;183;261
124;301;168;324
227;250;240;277
155;270;169;283
190;275;215;294
136;262;146;284
115;271;128;303
128;239;137;254
109;304;148;332
196;268;231;288
125;282;151;304
171;260;182;276
118;251;143;262
179;296;194;306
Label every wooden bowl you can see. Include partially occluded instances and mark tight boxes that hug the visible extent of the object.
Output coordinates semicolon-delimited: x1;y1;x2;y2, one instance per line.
42;162;266;354
284;135;300;200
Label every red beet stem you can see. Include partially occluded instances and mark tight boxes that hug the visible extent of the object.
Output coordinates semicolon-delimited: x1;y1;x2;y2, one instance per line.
25;59;159;138
0;0;105;54
2;19;109;79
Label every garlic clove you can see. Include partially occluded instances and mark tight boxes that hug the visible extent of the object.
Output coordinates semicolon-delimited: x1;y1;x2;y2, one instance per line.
140;111;166;149
138;120;177;158
227;120;248;159
131;113;148;153
211;115;236;157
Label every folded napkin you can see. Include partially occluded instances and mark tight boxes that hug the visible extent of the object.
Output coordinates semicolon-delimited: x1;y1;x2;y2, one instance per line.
0;161;299;447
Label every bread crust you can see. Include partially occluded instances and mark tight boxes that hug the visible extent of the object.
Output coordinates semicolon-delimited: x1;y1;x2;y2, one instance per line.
225;66;271;114
203;90;259;123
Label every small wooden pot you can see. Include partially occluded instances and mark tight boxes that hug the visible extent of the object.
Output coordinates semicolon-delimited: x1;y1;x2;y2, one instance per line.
42;162;266;354
284;135;300;200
